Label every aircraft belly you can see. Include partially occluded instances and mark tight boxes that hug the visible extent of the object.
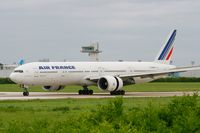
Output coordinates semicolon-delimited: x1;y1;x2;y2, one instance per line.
134;77;154;84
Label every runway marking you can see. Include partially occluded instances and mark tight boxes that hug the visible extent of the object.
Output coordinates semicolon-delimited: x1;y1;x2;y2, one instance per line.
0;92;198;100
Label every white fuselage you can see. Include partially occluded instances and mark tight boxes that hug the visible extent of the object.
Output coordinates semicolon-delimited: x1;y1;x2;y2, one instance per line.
10;62;175;86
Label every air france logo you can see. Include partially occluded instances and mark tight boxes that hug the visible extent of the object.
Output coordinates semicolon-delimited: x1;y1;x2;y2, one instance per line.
39;65;76;70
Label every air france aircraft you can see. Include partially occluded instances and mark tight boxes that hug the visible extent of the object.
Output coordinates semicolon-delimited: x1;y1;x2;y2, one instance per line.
9;30;200;96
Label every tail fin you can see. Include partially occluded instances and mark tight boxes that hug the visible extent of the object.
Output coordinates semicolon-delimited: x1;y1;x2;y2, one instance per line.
154;29;177;64
18;59;25;65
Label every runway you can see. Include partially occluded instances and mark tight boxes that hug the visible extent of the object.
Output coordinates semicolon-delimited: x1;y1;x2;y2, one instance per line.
0;91;198;100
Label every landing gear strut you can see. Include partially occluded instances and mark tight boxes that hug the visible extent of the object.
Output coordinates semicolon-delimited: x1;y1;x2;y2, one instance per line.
20;85;29;96
110;90;125;95
78;86;93;95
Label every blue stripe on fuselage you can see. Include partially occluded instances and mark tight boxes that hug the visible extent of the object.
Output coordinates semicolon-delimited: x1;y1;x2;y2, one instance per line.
158;30;176;60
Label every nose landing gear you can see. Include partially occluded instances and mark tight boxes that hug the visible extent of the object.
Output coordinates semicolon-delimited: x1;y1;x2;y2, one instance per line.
23;91;29;96
20;84;29;96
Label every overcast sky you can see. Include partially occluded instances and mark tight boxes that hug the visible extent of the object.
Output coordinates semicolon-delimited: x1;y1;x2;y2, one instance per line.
0;0;200;66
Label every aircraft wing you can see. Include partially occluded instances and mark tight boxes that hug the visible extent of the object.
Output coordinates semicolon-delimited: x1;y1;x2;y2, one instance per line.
119;66;200;79
87;66;200;81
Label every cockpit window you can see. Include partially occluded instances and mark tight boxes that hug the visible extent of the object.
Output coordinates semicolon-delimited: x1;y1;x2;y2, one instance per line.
14;70;24;73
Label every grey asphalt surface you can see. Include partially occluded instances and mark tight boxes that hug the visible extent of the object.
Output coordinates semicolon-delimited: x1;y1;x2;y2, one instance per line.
0;92;198;100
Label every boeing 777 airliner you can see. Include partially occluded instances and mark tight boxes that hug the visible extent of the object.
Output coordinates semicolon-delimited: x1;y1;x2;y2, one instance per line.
9;30;200;96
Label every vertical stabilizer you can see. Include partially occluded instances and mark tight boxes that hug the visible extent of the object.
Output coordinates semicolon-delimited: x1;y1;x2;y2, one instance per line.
18;59;25;65
154;29;177;64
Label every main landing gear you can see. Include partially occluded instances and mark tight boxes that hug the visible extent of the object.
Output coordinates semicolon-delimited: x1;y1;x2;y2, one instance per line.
110;90;125;95
78;86;93;95
20;84;29;96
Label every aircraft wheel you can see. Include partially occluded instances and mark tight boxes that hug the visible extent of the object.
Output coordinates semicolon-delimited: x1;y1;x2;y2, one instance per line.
121;90;125;95
78;89;93;95
110;91;115;95
79;90;83;95
89;90;93;95
23;91;29;96
110;90;125;95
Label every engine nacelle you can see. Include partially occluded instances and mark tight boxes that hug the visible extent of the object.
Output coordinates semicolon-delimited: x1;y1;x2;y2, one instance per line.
42;86;65;91
97;76;123;92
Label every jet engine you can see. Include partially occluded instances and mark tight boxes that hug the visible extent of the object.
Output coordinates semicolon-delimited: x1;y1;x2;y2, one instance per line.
97;76;123;92
42;86;65;91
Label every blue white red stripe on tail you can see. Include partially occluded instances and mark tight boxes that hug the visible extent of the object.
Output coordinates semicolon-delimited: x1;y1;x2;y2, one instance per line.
158;30;176;60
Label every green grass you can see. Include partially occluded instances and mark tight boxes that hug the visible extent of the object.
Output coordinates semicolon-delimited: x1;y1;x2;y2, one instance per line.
0;96;200;132
0;82;200;92
125;82;200;92
0;97;174;132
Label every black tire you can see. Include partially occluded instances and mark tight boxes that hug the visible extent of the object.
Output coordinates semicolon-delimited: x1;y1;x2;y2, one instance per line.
23;92;29;96
85;90;88;95
78;90;83;95
110;91;114;95
79;89;93;95
83;90;88;95
89;90;93;95
121;90;125;95
110;90;125;95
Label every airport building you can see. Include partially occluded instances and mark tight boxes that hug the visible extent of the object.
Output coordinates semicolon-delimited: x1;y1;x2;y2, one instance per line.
0;64;18;78
0;59;48;78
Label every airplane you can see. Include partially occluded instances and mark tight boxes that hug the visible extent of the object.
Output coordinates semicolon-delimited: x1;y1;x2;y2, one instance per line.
9;29;200;96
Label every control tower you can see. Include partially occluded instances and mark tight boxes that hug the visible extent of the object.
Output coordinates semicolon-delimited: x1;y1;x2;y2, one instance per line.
81;42;102;61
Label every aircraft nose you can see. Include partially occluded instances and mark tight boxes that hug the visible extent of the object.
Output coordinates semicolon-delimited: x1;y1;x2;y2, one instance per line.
9;73;18;83
9;73;14;81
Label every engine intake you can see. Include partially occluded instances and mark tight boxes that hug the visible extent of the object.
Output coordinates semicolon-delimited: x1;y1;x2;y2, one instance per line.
97;76;123;92
42;86;65;91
